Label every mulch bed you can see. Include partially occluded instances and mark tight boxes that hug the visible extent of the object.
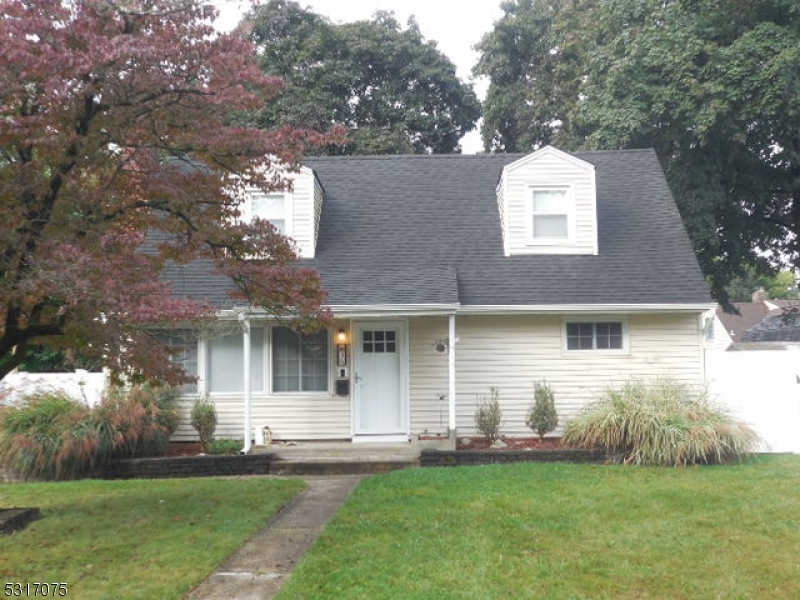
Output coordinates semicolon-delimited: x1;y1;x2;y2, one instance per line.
0;508;40;535
457;436;563;451
164;442;203;456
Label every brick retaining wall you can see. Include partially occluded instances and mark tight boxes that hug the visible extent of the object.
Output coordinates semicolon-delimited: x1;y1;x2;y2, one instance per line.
420;448;606;467
98;453;274;479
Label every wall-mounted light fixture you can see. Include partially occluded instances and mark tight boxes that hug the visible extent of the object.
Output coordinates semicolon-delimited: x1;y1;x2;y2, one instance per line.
336;328;349;369
433;337;460;353
335;327;350;394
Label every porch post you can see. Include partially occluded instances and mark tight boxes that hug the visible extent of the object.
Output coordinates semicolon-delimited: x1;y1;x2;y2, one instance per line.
239;312;252;454
448;314;456;432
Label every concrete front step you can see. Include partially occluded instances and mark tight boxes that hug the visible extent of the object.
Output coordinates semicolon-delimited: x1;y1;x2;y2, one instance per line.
270;459;418;476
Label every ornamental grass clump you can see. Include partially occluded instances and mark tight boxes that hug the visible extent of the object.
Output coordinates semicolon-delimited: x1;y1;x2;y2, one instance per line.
101;384;180;459
0;384;179;480
562;377;761;466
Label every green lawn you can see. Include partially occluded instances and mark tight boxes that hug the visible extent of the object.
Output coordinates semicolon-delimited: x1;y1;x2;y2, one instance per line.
277;455;800;600
0;477;304;600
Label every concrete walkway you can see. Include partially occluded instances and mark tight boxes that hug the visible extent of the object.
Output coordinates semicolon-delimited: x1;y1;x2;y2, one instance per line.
187;475;364;600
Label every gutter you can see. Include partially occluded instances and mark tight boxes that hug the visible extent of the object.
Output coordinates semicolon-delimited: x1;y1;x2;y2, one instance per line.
238;311;252;455
456;303;714;315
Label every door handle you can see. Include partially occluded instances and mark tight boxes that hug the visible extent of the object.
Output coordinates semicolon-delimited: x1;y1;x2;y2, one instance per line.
354;372;362;383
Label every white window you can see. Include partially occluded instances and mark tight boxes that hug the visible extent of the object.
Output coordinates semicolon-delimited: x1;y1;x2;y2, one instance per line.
565;321;625;351
245;191;290;235
704;317;715;341
272;327;329;393
208;329;265;393
529;187;573;242
159;330;199;394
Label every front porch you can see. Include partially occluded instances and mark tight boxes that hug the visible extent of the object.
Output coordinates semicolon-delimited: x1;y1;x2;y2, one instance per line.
250;435;455;476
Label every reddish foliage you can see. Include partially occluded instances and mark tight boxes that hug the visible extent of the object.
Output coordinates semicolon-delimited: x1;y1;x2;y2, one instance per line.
0;0;342;382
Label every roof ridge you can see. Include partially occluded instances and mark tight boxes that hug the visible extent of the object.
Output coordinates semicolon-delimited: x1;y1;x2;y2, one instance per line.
304;148;657;162
305;153;517;162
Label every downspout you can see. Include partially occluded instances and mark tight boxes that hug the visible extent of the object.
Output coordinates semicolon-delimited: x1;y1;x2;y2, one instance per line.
448;314;456;433
239;312;252;455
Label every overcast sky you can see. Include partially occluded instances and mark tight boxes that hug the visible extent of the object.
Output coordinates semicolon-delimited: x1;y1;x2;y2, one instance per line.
214;0;506;153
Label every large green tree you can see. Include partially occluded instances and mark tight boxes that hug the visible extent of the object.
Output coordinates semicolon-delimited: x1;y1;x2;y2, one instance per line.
476;0;800;305
241;0;481;155
726;268;799;302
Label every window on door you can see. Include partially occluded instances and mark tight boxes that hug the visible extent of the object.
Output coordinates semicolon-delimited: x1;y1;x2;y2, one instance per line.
361;330;397;353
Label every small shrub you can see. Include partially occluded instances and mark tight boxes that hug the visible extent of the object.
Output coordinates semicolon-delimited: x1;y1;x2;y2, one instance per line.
190;397;217;452
562;376;761;466
0;384;179;480
208;439;244;455
526;381;559;440
474;386;502;444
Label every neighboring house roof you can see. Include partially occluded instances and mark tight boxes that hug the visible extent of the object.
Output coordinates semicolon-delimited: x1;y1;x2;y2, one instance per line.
742;313;800;343
715;302;773;342
163;148;710;309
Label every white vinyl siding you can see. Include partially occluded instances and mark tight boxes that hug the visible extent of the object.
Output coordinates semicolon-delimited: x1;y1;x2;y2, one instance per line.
287;166;322;258
172;312;703;443
704;312;734;351
452;313;703;438
409;317;451;435
172;392;351;441
171;321;350;442
240;166;321;259
498;146;598;256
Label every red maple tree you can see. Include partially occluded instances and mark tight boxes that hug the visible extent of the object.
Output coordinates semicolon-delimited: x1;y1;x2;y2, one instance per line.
0;0;339;383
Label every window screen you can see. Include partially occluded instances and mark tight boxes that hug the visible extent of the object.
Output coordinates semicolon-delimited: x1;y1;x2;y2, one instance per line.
272;327;328;392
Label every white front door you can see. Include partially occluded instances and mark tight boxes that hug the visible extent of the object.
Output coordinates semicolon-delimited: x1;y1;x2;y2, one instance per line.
353;321;407;436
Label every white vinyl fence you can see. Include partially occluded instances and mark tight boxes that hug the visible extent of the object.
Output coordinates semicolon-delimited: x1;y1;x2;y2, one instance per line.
705;347;800;453
0;370;108;407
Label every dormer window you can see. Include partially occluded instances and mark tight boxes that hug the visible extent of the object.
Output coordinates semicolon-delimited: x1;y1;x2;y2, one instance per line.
498;146;597;256
530;187;574;242
245;191;291;235
228;164;321;258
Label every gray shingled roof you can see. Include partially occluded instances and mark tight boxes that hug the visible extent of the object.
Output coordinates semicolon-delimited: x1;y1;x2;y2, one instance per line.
163;149;711;308
742;314;800;343
715;302;772;341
